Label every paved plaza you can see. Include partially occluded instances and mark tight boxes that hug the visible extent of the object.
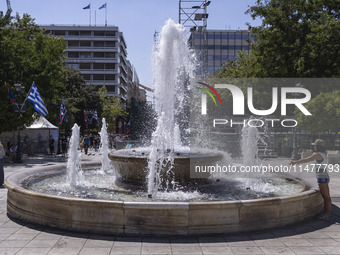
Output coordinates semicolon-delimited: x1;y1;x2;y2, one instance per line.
0;153;340;255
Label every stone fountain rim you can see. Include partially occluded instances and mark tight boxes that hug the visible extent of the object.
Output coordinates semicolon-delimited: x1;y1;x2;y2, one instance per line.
108;149;225;160
5;161;317;205
5;161;323;235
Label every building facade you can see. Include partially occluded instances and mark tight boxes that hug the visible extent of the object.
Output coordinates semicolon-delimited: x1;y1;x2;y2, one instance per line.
189;29;251;75
43;25;138;102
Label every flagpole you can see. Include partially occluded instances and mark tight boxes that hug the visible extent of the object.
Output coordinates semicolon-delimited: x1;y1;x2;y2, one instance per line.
23;82;34;104
95;10;96;26
89;6;91;26
105;3;107;27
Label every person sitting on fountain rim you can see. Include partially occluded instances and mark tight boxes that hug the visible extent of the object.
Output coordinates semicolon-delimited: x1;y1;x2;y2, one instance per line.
290;139;332;220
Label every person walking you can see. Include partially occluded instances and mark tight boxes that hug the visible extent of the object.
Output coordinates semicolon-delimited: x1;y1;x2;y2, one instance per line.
0;141;5;186
83;135;90;155
49;135;55;155
290;139;332;220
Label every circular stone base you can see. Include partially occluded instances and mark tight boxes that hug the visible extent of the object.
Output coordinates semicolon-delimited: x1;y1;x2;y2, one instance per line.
5;162;324;236
108;149;224;185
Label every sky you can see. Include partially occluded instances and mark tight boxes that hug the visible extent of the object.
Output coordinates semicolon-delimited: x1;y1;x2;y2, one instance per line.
1;0;262;95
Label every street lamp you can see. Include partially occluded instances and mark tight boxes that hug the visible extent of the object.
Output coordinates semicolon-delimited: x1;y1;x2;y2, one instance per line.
14;83;27;163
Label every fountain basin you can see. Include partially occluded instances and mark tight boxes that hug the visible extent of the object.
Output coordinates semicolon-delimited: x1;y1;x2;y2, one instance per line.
5;162;324;235
108;149;224;185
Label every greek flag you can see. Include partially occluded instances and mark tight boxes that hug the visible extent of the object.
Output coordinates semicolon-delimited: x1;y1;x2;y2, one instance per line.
92;110;99;126
5;84;16;104
27;82;48;117
60;104;68;125
99;3;107;9
83;4;90;9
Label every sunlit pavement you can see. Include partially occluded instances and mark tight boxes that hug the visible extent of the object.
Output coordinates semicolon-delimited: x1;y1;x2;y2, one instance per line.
1;154;340;255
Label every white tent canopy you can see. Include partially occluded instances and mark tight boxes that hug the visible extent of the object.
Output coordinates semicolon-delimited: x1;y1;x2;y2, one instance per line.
26;115;58;129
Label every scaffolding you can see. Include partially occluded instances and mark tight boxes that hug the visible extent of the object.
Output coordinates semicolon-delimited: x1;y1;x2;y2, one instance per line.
179;0;211;77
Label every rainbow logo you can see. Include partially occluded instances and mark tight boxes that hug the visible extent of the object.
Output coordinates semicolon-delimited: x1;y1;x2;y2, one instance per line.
197;82;222;106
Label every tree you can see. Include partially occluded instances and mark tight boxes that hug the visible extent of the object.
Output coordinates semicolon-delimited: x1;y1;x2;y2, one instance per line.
98;86;127;133
211;1;339;133
246;0;340;78
129;97;156;142
62;68;102;133
0;13;66;133
297;90;340;133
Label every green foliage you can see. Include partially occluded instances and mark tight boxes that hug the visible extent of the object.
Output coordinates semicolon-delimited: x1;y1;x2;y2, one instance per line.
297;90;340;133
214;51;252;78
98;86;127;133
246;0;340;78
129;97;156;142
61;68;102;133
0;13;66;133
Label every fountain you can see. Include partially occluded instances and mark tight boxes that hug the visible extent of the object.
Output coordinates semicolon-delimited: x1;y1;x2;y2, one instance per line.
5;19;323;236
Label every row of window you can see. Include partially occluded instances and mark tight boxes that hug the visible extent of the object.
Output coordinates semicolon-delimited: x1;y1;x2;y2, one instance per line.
68;41;116;47
194;45;251;51
68;52;116;58
193;33;252;40
67;63;116;69
202;55;236;61
49;30;117;37
82;74;116;81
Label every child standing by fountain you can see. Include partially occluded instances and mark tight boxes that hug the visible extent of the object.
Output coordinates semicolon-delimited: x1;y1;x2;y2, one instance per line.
290;139;332;220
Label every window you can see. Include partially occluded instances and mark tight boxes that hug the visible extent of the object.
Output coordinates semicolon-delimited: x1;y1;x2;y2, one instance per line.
93;63;104;69
68;31;79;36
106;63;115;69
106;31;115;36
106;41;115;47
94;31;105;36
68;52;79;58
105;52;115;58
80;41;91;47
68;41;79;47
55;30;65;36
80;31;91;36
80;52;91;58
93;74;105;80
105;74;115;81
94;41;105;47
80;63;91;69
94;52;104;58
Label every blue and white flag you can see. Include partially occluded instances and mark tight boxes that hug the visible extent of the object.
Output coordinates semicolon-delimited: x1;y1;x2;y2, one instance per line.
27;82;48;117
92;110;99;126
99;3;107;9
60;104;68;125
83;4;90;9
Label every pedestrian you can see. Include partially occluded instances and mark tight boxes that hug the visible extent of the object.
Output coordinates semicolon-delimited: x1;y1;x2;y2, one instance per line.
10;144;16;161
83;135;90;155
0;141;5;186
61;135;68;157
89;133;94;151
79;136;84;152
290;139;332;220
94;135;99;152
49;135;55;155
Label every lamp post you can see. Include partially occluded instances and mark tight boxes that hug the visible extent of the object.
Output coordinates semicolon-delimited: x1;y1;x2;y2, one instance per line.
84;109;95;134
14;83;27;163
